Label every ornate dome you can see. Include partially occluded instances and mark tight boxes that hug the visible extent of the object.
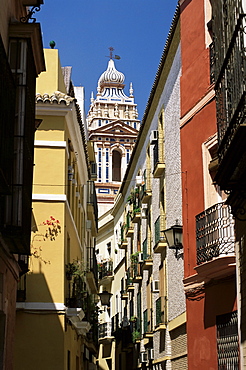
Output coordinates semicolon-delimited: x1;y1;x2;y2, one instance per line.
98;59;125;88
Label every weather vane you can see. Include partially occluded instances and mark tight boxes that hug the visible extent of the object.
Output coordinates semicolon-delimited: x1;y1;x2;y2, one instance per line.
106;47;121;60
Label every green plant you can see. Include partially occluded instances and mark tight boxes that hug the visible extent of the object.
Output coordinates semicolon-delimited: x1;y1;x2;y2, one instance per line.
130;252;139;263
66;260;85;279
127;190;135;204
132;329;141;342
130;316;137;323
133;207;141;215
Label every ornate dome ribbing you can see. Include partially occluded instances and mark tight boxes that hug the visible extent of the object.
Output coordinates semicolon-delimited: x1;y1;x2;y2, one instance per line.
98;59;125;88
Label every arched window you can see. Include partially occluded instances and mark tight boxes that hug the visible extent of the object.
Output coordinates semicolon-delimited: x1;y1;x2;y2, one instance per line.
112;150;121;181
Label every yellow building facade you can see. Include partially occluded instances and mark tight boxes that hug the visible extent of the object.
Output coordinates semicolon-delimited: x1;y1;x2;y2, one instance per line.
0;1;45;368
14;48;98;370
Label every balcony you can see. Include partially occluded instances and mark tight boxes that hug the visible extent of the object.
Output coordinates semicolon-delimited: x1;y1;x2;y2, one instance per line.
126;268;134;291
155;296;166;331
195;202;236;279
131;259;142;283
119;224;128;249
140;182;152;204
121;290;128;300
213;4;246;192
66;293;98;338
140;239;153;271
87;181;98;234
153;142;165;178
125;211;134;237
154;217;167;253
98;322;114;344
86;247;98;294
132;208;141;223
143;309;153;338
98;260;113;285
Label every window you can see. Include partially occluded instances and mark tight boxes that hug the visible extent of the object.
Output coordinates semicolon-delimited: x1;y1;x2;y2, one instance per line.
2;36;36;253
112;150;121;181
106;148;109;182
98;148;102;182
126;149;130;164
217;311;239;369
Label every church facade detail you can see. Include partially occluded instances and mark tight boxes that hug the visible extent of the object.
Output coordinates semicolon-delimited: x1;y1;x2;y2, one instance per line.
87;55;140;216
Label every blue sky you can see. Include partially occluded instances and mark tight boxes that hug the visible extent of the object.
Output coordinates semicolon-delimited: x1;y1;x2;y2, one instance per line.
36;0;178;120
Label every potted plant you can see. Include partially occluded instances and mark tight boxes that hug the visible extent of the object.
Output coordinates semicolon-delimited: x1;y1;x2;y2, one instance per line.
65;260;85;280
65;262;77;280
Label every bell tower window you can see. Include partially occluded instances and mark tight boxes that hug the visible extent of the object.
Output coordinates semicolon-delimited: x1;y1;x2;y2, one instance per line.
112;150;121;181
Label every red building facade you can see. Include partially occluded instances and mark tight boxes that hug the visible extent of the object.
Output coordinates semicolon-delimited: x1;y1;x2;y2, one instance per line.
179;0;238;368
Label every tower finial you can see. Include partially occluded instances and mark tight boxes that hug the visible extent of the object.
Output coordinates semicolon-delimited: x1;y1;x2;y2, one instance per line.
106;47;121;60
109;47;114;59
129;82;134;97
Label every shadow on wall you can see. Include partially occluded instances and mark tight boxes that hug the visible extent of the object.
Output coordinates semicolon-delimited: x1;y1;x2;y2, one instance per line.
13;272;65;370
204;275;237;329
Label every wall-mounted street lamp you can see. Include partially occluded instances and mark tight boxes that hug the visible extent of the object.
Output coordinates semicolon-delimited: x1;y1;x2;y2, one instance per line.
99;290;112;306
163;223;183;257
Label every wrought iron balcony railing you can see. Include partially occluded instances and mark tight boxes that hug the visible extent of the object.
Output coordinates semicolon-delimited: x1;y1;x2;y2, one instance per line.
143;308;153;335
142;238;148;261
87;181;98;230
98;260;113;280
154;216;166;245
153;142;159;169
111;313;120;335
156;296;165;326
196;202;235;265
87;247;98;287
211;0;245;164
98;322;112;339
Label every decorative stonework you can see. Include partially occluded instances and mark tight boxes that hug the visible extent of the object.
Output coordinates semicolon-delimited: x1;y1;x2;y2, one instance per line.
87;56;140;216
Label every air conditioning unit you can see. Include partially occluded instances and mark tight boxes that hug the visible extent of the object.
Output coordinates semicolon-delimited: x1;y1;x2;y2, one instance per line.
140;352;148;363
141;204;148;218
75;191;80;198
150;130;158;144
90;162;97;180
148;348;154;360
136;175;142;186
152;280;159;292
138;253;144;263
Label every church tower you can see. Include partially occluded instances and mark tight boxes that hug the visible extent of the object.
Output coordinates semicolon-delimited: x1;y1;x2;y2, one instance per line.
87;49;140;216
